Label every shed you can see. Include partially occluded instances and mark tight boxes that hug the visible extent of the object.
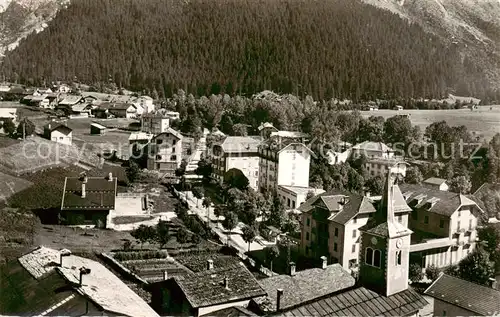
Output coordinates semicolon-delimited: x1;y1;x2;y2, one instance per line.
90;123;107;135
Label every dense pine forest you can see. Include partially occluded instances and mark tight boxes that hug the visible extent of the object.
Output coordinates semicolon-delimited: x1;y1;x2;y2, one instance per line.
0;0;495;101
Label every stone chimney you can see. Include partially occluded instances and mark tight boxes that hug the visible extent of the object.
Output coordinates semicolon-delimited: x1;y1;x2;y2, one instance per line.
107;172;113;181
320;256;327;269
489;277;497;289
276;289;284;311
224;277;229;290
59;249;71;267
79;267;91;285
207;259;214;270
289;262;296;276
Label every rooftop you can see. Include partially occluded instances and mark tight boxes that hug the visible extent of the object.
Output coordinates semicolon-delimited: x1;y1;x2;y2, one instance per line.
278;185;325;196
61;175;117;210
44;122;72;134
12;246;159;317
98;102;135;111
276;287;427;316
424;273;500;316
220;136;262;153
400;183;483;217
0;108;17;118
202;306;256;316
424;177;448;186
270;131;309;139
298;189;376;225
153;127;183;140
352;141;393;153
173;263;265;308
90;122;107;129
59;95;83;105
129;131;154;141
255;264;355;312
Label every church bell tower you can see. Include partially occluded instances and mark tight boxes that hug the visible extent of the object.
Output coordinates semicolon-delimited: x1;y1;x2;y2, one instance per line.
358;171;413;297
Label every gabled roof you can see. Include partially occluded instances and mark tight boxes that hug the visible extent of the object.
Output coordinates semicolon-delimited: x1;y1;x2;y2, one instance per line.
276;286;427;316
44;123;72;135
58;95;82;105
424;273;500;316
90;122;106;130
298;189;376;225
173;263;265;309
61;176;117;210
352;141;393;153
129;132;154;141
220;136;262;153
152;128;183;140
424;177;448;186
400;183;484;217
10;246;160;317
277;142;313;155
254;264;355;312
98;102;136;111
258;122;278;131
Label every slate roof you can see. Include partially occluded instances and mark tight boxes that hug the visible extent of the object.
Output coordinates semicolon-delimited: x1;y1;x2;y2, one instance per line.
298;189;376;225
220;136;262;153
424;273;500;316
44;123;72;135
400;183;483;217
58;95;83;105
0;247;158;317
174;263;265;309
254;264;355;312
276;287;427;316
0;259;74;315
424;177;448;186
61;176;117;210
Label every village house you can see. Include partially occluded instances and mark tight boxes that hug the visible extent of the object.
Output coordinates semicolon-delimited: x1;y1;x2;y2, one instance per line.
54;83;71;93
424;273;500;317
43;122;73;145
141;112;170;134
365;157;407;178
0;246;159;317
400;183;484;269
211;136;262;191
258;122;279;139
351;141;394;159
60;173;117;228
423;177;449;191
132;95;155;113
149;262;265;316
94;102;138;118
255;176;428;316
146;128;183;176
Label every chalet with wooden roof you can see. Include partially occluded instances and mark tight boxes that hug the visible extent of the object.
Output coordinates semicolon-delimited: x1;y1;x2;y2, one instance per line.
43;122;73;145
60;173;117;228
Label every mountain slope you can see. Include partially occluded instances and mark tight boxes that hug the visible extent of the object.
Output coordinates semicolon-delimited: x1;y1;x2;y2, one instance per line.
0;0;496;101
362;0;500;86
0;0;69;56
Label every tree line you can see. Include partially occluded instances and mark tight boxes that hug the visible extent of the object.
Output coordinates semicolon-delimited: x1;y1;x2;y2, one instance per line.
1;0;498;102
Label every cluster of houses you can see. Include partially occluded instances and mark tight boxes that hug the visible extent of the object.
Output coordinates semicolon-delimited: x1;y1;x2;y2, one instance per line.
9;83;155;119
6;171;495;317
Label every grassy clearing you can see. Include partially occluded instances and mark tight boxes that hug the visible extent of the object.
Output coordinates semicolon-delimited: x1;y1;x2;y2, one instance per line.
0;136;21;149
0;207;39;263
361;107;500;140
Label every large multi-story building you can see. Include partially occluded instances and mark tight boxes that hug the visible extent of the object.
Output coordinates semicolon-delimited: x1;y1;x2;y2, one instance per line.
211;136;262;191
259;142;313;193
146;128;183;176
141;113;170;135
299;181;411;269
400;183;484;269
300;171;485;271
